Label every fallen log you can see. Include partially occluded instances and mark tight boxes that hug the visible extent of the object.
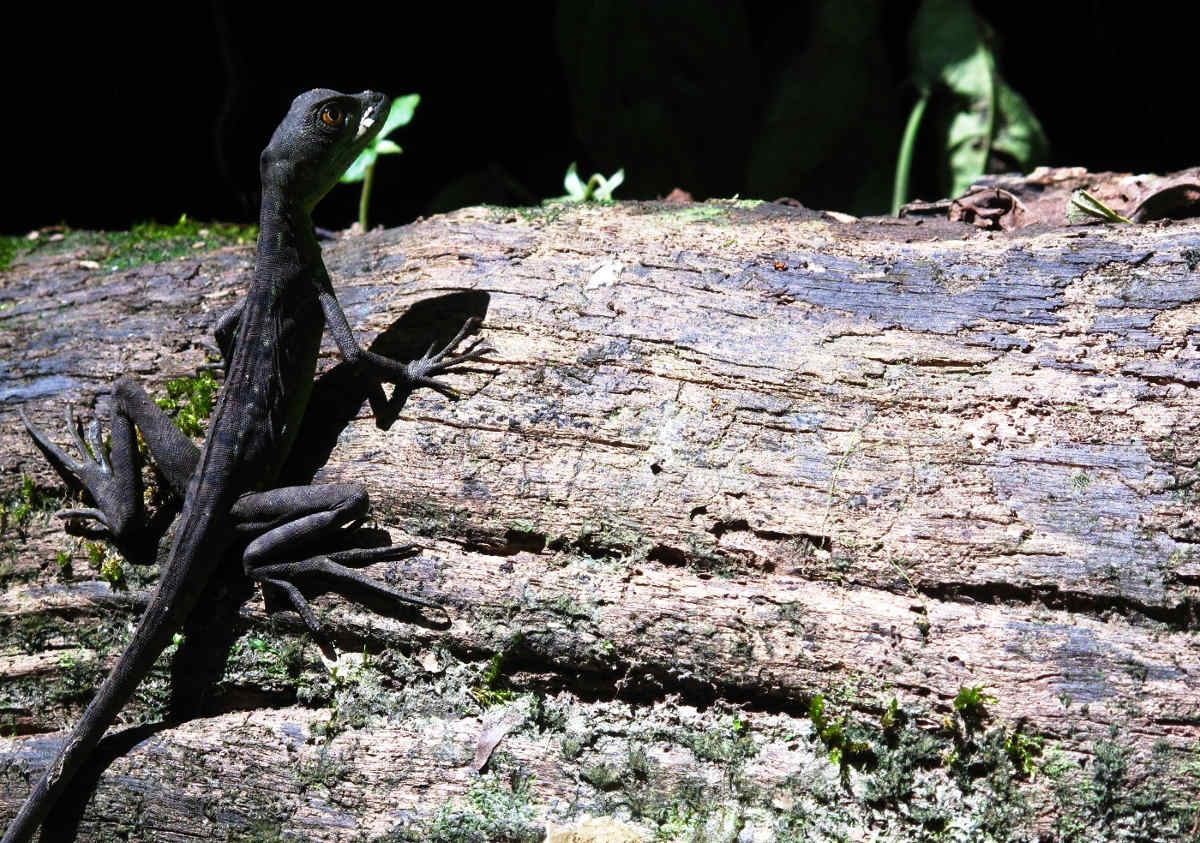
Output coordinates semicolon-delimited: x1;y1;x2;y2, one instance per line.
1;179;1197;840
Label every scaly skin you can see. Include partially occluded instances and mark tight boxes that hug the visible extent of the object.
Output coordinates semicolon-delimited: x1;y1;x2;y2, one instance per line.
4;89;490;843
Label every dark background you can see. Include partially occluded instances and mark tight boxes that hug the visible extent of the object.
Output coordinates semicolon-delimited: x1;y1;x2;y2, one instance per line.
4;2;1193;236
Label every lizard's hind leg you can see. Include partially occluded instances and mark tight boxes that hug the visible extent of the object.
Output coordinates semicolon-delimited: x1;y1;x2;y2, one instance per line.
232;484;438;636
21;376;200;540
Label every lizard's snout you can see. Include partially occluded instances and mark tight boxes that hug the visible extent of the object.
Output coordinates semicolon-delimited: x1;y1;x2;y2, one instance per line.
355;90;389;140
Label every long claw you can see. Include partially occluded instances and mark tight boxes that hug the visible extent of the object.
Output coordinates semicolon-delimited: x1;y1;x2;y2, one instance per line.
252;556;443;613
325;543;420;565
421;378;462;400
405;322;494;383
21;407;125;535
365;316;494;405
443;316;480;351
58;508;113;536
21;408;84;477
434;340;493;370
265;577;323;636
86;419;110;473
67;407;92;461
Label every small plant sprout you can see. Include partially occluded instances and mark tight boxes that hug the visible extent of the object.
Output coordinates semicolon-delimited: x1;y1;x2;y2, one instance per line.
953;684;996;714
340;94;420;231
562;162;625;202
1067;189;1132;225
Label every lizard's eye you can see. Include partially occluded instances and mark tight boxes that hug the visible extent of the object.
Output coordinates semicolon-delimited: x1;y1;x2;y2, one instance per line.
319;104;345;128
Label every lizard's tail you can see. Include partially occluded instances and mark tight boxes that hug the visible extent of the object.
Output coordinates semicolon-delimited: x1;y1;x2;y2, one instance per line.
2;597;181;843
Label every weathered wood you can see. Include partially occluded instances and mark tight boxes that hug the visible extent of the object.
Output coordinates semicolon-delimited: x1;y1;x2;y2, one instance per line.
1;193;1198;840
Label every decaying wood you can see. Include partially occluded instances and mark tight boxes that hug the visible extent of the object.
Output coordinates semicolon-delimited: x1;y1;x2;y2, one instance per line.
0;183;1198;840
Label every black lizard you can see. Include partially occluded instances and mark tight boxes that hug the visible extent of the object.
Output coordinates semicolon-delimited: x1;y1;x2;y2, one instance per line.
3;88;489;842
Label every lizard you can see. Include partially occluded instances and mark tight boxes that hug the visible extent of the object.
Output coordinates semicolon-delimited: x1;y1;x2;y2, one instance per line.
3;88;491;842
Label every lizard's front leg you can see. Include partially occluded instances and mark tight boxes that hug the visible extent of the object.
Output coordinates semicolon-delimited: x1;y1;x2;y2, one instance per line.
21;377;199;540
318;286;493;400
231;484;438;634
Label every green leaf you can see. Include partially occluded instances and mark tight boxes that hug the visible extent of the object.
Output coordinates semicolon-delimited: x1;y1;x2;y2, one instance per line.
1068;190;1132;225
340;93;419;185
940;42;993;100
380;94;419;138
340;148;378;184
946;105;990;197
891;93;930;215
910;0;982;93
561;163;624;203
992;82;1048;170
563;162;586;200
593;168;624;201
906;0;1047;199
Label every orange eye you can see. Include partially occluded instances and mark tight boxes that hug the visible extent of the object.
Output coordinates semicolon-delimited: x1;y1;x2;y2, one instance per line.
320;105;344;127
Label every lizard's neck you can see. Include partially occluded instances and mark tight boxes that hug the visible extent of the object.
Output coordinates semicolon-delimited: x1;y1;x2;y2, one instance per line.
256;185;323;282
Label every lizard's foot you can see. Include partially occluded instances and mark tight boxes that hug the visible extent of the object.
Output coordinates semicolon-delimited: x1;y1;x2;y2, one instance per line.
20;407;134;537
368;316;495;399
252;543;437;636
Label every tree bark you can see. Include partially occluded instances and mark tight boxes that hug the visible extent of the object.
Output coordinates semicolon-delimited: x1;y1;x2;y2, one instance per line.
1;185;1197;840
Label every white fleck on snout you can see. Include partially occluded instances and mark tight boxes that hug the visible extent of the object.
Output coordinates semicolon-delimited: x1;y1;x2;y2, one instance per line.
355;108;377;140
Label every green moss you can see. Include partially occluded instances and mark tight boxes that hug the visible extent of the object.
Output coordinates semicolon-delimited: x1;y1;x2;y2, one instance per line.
628;773;715;838
581;762;621;791
101;215;257;272
472;641;522;708
5;218;256;275
0;609;176;733
8;613;53;654
573;514;645;560
421;771;542;843
668;205;731;224
689;717;758;765
224;631;312;694
99;554;125;588
524;692;567;733
808;694;875;780
683;533;738;577
560;735;585;760
511;203;566;226
545;593;598;624
652;807;698;841
1045;731;1198;841
155;371;219;437
471;652;516;708
863;721;943;807
296;744;351;793
0;235;28;270
1005;727;1044;778
397;498;473;540
231;822;289;843
82;539;131;589
953;684;996;730
880;696;901;733
0;475;59;538
627;744;652;780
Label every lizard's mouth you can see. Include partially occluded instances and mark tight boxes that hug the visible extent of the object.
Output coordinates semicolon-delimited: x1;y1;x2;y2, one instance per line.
355;91;389;141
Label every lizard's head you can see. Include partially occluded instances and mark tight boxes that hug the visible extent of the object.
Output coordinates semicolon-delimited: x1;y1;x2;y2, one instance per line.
260;88;390;210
